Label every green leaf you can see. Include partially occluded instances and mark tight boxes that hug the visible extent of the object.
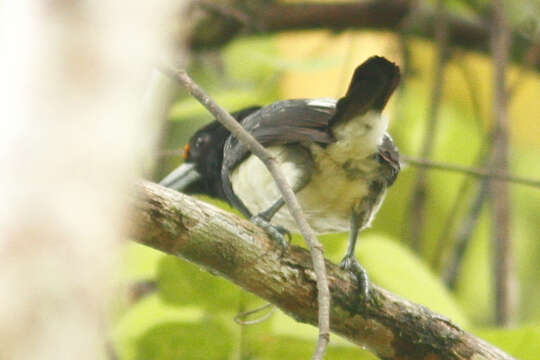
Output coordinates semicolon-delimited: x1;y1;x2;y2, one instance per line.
157;255;244;312
120;242;163;280
453;210;493;324
224;36;279;82
134;320;233;360
112;295;205;359
356;234;470;327
250;333;377;360
475;326;540;360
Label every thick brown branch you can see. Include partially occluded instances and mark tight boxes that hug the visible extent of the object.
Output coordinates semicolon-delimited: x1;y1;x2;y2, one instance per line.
158;66;330;359
128;181;515;360
187;1;540;71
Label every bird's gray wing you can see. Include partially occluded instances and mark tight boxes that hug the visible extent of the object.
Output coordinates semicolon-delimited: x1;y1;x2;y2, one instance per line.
221;99;337;217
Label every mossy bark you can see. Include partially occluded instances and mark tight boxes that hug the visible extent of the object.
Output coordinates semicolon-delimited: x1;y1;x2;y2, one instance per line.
128;181;515;360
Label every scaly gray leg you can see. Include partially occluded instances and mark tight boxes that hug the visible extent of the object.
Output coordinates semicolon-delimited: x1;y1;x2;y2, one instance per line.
250;167;311;247
340;180;388;299
339;205;371;299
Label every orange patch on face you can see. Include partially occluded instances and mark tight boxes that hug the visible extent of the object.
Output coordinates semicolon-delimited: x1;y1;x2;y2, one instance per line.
183;144;190;160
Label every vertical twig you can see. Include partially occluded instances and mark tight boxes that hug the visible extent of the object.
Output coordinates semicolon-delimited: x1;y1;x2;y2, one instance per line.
490;0;515;326
335;32;356;98
407;0;448;251
432;150;486;271
443;167;491;289
432;57;487;270
127;279;158;304
237;293;248;360
162;67;330;359
395;0;420;82
455;55;487;134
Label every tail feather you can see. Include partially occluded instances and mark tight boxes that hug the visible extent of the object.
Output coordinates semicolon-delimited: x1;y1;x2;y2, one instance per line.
330;56;400;127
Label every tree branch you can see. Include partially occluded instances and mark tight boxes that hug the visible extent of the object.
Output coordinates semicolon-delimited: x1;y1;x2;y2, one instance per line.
402;156;540;189
407;0;449;251
128;181;516;360
158;66;330;359
443;170;491;289
490;0;515;326
187;0;540;71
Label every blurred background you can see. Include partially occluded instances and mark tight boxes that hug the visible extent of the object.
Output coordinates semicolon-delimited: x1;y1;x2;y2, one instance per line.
2;0;537;359
116;1;540;359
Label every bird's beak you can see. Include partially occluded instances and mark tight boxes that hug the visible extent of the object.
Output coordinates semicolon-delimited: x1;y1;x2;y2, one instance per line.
159;163;201;191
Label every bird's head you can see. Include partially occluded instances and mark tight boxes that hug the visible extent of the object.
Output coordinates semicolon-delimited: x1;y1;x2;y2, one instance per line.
159;106;261;199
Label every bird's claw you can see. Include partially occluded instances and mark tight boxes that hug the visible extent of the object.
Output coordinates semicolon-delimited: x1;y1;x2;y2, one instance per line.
274;225;292;242
250;215;290;248
339;255;370;300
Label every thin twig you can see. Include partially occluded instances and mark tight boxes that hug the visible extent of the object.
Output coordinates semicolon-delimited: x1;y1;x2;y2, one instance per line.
490;0;515;326
431;56;488;269
435;53;495;279
439;142;495;288
429;149;487;270
126;279;158;304
237;292;249;359
508;42;540;98
455;54;485;133
407;0;449;251
159;150;540;190
234;303;276;325
194;0;254;29
334;32;356;98
443;168;492;289
159;66;330;360
402;156;540;189
394;0;421;79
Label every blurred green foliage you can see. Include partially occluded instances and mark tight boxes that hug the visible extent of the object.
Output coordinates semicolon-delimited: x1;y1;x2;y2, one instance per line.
119;8;540;357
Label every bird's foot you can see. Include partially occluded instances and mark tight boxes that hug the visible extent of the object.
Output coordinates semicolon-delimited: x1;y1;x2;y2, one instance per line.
250;215;290;248
339;255;370;300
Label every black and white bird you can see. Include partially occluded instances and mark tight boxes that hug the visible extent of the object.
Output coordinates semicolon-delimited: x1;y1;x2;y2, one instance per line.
160;106;261;198
160;56;401;295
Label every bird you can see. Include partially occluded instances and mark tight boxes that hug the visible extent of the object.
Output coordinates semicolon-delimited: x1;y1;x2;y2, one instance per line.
160;56;400;297
160;106;261;199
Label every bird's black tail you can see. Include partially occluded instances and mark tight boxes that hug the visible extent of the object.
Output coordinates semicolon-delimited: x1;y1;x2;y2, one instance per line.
329;56;400;127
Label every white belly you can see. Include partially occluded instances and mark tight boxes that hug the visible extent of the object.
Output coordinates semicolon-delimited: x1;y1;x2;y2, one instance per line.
230;110;388;234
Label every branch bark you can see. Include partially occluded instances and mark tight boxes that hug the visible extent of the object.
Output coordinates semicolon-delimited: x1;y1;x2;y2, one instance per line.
128;181;516;360
159;66;330;359
187;1;540;71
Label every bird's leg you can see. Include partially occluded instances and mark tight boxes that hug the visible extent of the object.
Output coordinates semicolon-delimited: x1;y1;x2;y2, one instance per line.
250;171;311;248
339;204;371;300
257;198;285;222
250;201;289;248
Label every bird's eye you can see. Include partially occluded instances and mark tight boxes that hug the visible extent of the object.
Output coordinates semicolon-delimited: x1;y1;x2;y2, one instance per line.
195;136;205;148
182;144;190;160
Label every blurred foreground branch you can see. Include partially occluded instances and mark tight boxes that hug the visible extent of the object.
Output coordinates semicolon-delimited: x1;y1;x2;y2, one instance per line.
128;181;515;360
187;0;540;71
